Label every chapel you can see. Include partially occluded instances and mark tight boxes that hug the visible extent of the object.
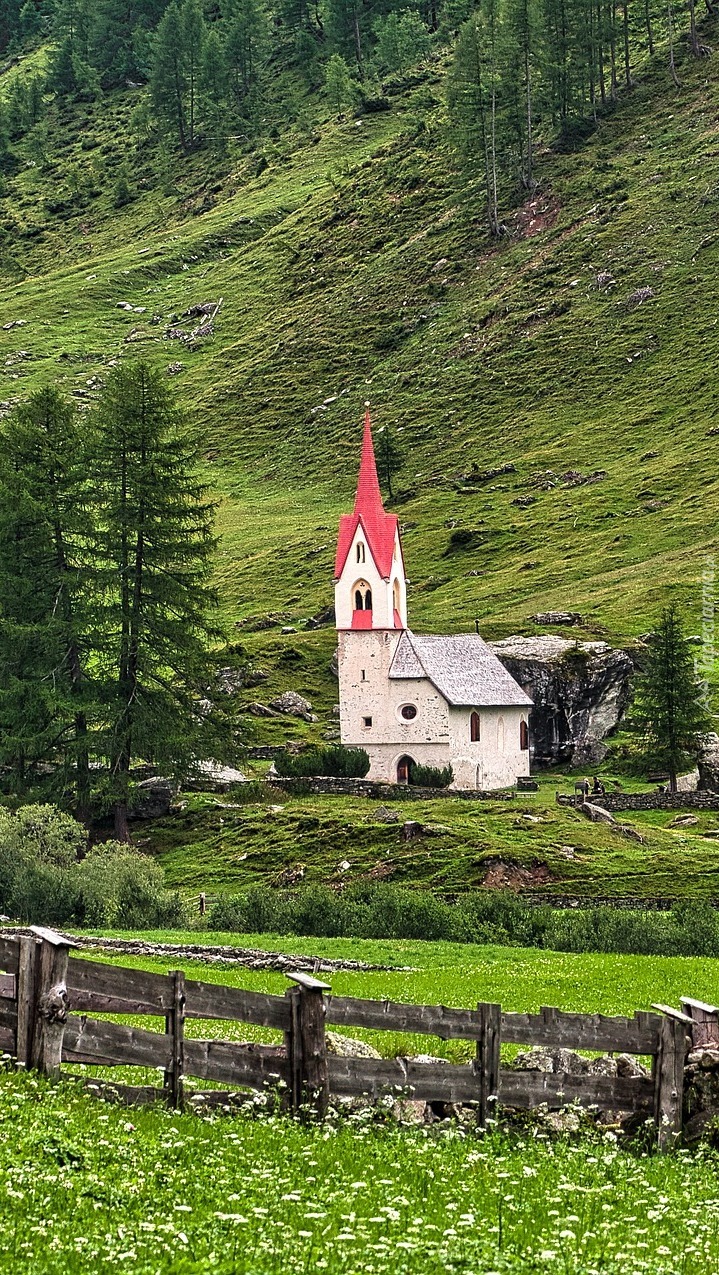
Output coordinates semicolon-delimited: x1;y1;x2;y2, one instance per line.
334;411;533;790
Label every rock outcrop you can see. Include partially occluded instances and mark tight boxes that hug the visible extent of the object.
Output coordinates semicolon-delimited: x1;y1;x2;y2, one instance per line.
490;635;633;767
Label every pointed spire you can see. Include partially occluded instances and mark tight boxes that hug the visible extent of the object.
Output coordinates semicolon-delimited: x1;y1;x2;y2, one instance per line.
354;406;385;517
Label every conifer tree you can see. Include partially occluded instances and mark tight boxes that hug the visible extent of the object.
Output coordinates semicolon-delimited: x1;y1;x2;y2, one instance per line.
631;604;712;792
151;0;188;145
323;52;355;114
222;0;268;104
375;423;404;501
0;389;95;815
92;362;222;840
200;27;229;143
447;9;502;235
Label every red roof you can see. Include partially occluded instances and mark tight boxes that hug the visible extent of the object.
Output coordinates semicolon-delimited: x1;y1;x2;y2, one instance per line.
334;410;402;581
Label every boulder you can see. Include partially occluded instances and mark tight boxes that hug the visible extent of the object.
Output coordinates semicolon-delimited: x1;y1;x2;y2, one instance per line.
326;1032;381;1059
512;1047;588;1074
269;691;317;722
490;635;633;767
530;611;584;626
616;1054;650;1079
374;806;399;824
579;801;616;824
698;734;719;792
129;778;174;820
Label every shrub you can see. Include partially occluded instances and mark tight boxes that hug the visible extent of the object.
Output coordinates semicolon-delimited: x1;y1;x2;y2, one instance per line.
0;804;184;928
408;761;453;788
274;745;370;779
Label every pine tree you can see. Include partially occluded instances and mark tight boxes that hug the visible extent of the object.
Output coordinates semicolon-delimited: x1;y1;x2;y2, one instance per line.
631;604;712;792
92;362;222;840
375;423;404;501
323;52;355;114
151;0;188;145
180;0;205;145
222;0;268;105
200;27;230;145
373;11;430;74
0;388;95;815
447;10;502;236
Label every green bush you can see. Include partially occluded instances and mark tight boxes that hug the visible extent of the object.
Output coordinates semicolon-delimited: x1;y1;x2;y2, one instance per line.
207;883;719;958
274;745;370;779
0;804;184;928
408;761;453;788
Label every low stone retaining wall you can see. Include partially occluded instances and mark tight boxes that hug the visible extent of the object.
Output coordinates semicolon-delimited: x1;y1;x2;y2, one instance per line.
594;791;719;812
270;776;518;802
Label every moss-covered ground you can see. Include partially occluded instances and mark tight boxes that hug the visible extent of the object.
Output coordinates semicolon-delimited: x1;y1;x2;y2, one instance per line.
143;777;719;899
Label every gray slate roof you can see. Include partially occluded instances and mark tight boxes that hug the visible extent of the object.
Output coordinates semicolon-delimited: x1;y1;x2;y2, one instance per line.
389;630;533;708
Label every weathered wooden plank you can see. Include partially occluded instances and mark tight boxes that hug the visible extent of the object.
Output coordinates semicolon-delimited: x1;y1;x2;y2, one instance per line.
499;1070;656;1113
477;1003;501;1128
29;926;75;949
327;1057;482;1104
0;1024;15;1053
325;996;482;1040
680;998;719;1048
0;1004;17;1032
183;980;291;1029
66;957;170;1015
501;1008;662;1054
16;935;39;1066
651;1004;693;1025
164;970;185;1110
31;933;71;1077
655;1015;688;1150
325;996;661;1053
63;1016;172;1069
286;972;331;992
0;935;20;974
0;973;15;1000
183;1038;288;1088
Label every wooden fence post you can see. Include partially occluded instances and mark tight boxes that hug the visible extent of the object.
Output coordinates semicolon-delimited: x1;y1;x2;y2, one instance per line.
476;1002;501;1129
164;970;185;1110
286;973;329;1119
654;1013;689;1150
27;927;73;1078
16;934;40;1068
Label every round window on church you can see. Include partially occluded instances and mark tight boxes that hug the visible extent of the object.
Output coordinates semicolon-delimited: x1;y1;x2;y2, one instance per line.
400;704;417;721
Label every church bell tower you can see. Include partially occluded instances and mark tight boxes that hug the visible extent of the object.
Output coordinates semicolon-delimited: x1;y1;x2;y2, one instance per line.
334;410;407;756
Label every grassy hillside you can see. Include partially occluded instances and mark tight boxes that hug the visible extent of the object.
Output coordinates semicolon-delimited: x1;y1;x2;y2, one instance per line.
2;32;719;673
146;778;719;899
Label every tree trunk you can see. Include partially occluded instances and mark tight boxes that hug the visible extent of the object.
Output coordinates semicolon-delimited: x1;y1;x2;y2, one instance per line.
667;0;680;84
687;0;701;54
525;44;534;186
597;0;607;104
644;0;655;54
622;0;631;84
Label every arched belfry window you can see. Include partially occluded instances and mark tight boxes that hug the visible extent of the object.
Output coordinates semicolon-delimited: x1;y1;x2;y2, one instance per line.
520;719;529;751
497;716;505;753
353;581;372;611
470;712;480;743
393;580;401;612
356;542;365;564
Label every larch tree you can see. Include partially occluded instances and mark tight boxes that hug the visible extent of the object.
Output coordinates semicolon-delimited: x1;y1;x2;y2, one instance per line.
151;0;188;145
92;362;223;841
0;388;95;816
447;9;502;237
631;604;712;793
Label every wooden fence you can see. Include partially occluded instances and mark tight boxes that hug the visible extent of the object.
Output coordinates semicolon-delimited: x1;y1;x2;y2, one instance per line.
0;928;696;1149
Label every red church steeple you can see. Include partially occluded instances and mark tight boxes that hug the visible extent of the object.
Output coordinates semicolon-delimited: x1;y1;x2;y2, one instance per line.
334;409;402;582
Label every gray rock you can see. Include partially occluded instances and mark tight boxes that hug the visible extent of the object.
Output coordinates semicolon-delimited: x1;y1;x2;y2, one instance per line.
616;1054;649;1078
490;635;633;768
129;778;174;820
374;806;400;824
326;1032;381;1059
698;734;719;792
513;1047;588;1074
269;691;316;722
587;1055;618;1076
579;801;616;824
530;611;584;626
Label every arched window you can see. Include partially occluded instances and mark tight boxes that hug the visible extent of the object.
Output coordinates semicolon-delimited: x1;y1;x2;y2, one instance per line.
520;719;529;751
497;716;505;753
353;582;372;611
470;712;481;743
356;542;365;564
393;580;401;612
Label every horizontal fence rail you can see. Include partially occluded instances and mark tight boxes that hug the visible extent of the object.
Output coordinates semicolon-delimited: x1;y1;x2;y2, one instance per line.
0;927;702;1148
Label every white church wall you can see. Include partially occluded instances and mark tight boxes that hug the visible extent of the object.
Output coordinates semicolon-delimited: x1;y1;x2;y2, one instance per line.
448;707;530;790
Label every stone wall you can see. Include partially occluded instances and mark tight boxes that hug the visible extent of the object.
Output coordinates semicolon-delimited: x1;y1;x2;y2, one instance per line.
269;776;517;801
593;791;719;812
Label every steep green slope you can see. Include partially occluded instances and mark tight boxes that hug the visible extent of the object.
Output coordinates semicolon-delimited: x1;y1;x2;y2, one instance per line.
2;33;718;675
